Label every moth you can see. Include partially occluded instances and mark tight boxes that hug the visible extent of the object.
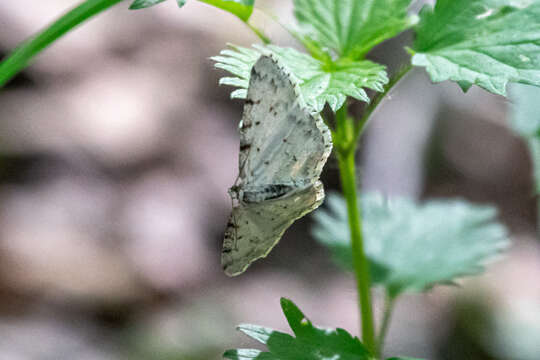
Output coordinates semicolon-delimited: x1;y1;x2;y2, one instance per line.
222;55;333;276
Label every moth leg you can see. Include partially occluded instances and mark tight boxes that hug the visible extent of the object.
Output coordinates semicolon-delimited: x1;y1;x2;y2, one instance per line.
236;143;253;186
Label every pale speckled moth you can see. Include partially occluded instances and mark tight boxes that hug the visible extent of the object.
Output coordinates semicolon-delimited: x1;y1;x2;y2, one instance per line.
222;55;333;276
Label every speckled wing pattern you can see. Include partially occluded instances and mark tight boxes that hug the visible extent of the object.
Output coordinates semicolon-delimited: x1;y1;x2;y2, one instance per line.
222;55;333;276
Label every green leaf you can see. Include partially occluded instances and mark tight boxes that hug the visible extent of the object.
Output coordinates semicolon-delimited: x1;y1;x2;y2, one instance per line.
509;83;540;194
199;0;254;21
211;44;388;112
224;298;373;360
129;0;167;9
412;0;540;96
293;0;417;59
131;0;252;21
224;348;277;359
313;193;510;297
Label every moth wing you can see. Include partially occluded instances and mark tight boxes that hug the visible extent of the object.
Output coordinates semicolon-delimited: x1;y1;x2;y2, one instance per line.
238;55;332;188
222;181;324;276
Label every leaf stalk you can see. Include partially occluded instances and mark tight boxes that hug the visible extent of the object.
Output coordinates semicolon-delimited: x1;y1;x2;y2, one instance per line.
377;291;397;353
354;63;413;141
246;22;271;44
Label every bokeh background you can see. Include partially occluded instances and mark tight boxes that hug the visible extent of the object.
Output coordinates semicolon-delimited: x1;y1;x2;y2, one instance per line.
0;1;538;359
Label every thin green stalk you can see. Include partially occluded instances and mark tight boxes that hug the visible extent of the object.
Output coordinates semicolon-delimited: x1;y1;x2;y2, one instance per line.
253;7;330;62
354;64;413;141
377;291;397;353
536;179;540;235
254;7;296;42
336;104;377;355
0;0;124;88
246;22;271;44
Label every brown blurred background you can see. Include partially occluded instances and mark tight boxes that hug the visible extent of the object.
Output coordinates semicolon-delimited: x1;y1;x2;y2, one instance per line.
0;1;538;359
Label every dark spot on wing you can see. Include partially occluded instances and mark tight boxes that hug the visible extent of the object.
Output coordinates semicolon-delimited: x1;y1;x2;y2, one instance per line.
245;98;261;106
242;184;294;202
240;144;251;151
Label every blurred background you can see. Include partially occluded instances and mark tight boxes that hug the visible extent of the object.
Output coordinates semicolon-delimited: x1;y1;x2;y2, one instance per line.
0;1;538;359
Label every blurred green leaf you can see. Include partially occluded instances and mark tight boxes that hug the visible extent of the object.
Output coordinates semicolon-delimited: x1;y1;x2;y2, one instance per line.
130;0;253;20
129;0;167;9
293;0;416;59
510;84;540;194
224;298;373;360
412;0;540;95
313;193;510;297
485;300;540;360
198;0;254;21
211;44;388;112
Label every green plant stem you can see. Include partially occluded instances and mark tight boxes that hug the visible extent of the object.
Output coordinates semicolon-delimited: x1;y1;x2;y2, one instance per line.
335;64;412;357
336;104;377;356
377;291;396;353
354;63;413;141
0;0;124;88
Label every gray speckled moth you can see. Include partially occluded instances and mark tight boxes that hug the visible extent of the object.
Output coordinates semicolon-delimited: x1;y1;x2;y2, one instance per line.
221;55;333;276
